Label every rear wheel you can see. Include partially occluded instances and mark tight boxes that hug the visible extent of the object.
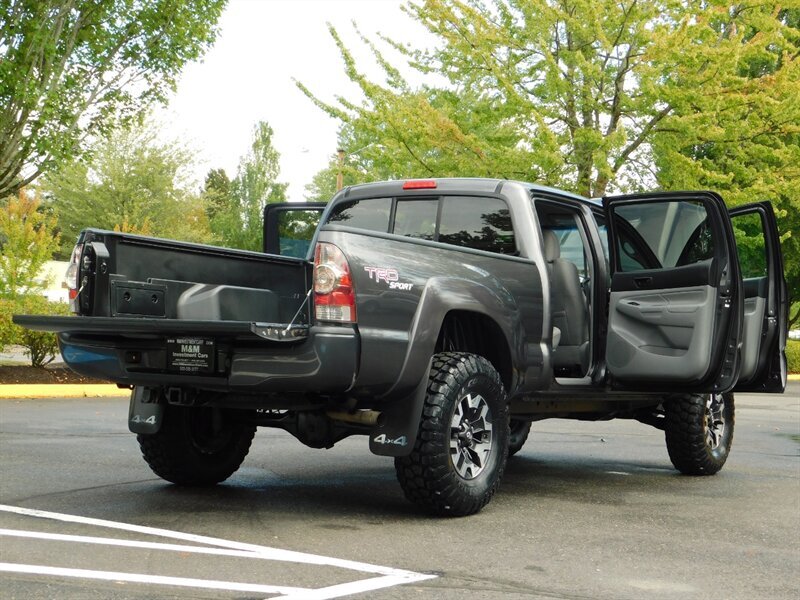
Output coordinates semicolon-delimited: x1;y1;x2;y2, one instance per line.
395;352;509;516
664;392;734;475
138;404;256;486
508;419;532;457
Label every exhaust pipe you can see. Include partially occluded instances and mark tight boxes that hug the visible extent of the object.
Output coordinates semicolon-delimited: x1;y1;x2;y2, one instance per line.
326;409;381;426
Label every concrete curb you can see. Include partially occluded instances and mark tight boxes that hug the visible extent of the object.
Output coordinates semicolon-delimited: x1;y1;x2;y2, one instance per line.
1;377;798;399
0;385;127;399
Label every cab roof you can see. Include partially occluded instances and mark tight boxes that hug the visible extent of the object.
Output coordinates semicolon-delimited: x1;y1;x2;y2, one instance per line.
335;177;600;206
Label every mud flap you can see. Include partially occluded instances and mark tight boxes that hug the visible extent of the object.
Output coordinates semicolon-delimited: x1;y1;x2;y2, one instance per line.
128;387;164;434
369;360;431;457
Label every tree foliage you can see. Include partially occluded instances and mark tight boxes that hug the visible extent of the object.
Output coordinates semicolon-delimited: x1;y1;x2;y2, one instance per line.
301;0;683;196
203;167;232;221
206;121;288;251
0;190;60;298
43;120;212;257
301;0;799;319
653;5;800;323
0;0;227;197
305;151;362;202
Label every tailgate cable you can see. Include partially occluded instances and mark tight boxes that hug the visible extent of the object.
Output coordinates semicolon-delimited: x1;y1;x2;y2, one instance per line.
74;279;88;301
284;288;313;333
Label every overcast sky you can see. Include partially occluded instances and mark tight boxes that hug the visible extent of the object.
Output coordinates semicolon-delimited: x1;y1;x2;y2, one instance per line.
156;0;428;202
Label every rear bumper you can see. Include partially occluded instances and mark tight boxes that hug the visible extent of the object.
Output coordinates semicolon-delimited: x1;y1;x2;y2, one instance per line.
14;315;308;342
55;325;358;394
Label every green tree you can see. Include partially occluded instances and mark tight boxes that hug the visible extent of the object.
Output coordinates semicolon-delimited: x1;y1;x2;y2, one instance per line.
202;167;233;221
210;121;287;251
302;0;798;320
300;0;689;196
305;149;363;202
43;120;212;256
653;6;800;324
0;190;60;298
0;0;227;197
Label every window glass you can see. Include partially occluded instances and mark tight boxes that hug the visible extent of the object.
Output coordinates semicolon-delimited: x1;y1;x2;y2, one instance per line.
277;210;321;258
328;198;391;232
618;236;648;271
547;225;586;272
613;200;713;272
393;199;438;240
439;196;516;255
731;212;767;279
594;216;610;260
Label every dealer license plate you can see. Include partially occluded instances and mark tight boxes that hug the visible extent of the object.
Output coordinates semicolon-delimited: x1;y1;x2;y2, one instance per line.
166;337;215;373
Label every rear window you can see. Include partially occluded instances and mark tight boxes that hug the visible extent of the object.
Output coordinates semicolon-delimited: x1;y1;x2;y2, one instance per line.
328;198;391;232
326;195;516;255
393;199;438;240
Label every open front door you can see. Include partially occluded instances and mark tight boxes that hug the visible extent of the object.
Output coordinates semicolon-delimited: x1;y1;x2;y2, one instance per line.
263;203;326;258
603;192;743;392
729;202;787;392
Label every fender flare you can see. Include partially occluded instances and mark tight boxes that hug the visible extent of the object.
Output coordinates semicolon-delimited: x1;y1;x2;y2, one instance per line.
369;277;521;457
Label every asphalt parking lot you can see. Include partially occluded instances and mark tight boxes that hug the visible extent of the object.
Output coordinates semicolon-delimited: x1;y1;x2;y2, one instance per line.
1;385;798;599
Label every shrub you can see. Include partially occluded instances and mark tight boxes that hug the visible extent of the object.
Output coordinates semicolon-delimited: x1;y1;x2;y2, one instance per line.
0;295;70;367
787;340;800;375
0;298;15;349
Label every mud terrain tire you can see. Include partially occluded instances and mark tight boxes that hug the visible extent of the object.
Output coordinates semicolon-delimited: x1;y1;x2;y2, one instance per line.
664;392;734;475
395;352;509;516
138;404;255;486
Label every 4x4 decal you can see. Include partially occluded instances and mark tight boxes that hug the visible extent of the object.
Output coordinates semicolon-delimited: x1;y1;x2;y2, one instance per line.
373;434;408;447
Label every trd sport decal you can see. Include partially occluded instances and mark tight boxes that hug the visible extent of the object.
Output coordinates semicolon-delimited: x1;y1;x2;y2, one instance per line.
363;266;413;291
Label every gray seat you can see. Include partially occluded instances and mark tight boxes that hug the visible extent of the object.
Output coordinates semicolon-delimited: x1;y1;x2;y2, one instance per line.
542;230;589;375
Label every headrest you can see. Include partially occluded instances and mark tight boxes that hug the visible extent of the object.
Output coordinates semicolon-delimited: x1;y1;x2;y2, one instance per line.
542;229;560;261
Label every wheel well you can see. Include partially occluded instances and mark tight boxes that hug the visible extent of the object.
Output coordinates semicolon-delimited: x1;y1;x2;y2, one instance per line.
434;310;513;391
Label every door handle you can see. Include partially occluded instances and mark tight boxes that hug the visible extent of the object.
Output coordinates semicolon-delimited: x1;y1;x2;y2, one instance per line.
634;276;652;289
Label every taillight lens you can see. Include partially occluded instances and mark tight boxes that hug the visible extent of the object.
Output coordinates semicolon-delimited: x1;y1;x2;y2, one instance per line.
65;243;83;313
314;242;356;323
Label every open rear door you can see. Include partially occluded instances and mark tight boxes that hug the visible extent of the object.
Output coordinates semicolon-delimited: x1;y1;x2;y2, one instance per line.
729;202;787;392
603;192;743;392
263;203;326;258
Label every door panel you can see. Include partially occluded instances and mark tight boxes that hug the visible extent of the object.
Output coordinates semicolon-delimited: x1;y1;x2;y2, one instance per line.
603;192;742;392
730;202;787;392
607;285;717;381
740;293;767;381
610;259;714;292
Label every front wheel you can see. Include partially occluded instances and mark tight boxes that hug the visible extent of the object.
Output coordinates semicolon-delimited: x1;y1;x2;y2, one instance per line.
395;352;509;516
664;392;734;475
138;404;256;486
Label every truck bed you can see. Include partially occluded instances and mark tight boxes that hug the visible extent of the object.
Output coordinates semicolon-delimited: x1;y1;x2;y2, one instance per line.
14;229;361;393
74;229;311;324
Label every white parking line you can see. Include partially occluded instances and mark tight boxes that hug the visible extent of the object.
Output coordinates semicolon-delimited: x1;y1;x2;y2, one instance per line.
0;504;437;599
0;528;299;559
0;563;307;596
278;574;437;600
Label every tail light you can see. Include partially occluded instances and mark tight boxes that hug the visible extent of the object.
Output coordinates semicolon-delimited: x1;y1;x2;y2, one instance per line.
313;242;356;323
65;243;83;313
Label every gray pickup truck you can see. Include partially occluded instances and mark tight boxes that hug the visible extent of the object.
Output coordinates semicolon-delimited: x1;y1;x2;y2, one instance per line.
17;178;787;516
